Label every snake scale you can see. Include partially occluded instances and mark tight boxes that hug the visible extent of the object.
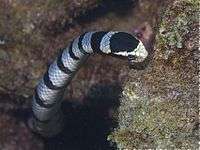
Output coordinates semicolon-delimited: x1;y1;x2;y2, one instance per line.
29;31;148;137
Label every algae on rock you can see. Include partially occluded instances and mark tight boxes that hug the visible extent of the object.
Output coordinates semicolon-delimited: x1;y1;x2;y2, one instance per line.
108;0;199;149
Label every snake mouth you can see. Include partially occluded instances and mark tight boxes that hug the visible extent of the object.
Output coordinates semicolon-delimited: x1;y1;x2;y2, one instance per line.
128;54;147;64
128;54;149;70
128;55;137;63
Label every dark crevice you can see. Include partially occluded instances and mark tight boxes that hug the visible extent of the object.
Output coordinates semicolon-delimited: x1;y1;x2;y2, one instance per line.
0;83;122;150
45;0;138;36
75;0;138;24
44;83;121;150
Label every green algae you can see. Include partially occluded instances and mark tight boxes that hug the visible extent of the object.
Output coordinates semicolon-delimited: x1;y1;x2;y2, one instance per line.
157;0;199;60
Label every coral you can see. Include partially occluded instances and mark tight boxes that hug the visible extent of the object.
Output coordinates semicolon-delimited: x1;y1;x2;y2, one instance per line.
108;0;199;149
157;0;199;60
108;82;198;149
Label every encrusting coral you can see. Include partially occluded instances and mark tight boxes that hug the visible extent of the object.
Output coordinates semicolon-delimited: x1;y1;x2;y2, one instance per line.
108;0;199;149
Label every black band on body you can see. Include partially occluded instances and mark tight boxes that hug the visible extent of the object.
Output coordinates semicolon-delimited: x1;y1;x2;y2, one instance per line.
91;31;108;53
78;33;90;55
43;71;62;90
69;41;80;60
57;48;73;74
34;90;56;108
109;32;139;53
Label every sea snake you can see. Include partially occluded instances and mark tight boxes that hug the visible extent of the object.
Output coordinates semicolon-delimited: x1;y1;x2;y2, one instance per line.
29;31;148;137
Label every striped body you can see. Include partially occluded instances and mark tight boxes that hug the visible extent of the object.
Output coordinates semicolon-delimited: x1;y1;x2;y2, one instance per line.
30;31;148;137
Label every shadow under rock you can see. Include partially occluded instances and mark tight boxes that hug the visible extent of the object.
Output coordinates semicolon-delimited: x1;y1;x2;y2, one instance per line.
76;0;138;24
47;0;138;36
44;83;122;150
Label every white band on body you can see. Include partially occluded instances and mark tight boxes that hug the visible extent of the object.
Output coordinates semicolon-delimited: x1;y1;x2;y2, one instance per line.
100;31;118;54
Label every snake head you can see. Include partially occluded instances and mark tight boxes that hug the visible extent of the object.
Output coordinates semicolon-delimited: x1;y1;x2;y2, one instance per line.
112;39;148;69
108;32;149;69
